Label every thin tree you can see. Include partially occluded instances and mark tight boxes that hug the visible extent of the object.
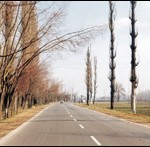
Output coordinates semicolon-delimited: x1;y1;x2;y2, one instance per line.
21;1;39;109
129;1;138;114
85;47;91;105
93;56;97;105
89;55;93;104
115;82;126;102
108;1;116;109
2;1;16;119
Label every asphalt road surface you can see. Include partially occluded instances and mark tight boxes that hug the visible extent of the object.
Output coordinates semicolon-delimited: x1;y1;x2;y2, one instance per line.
0;102;150;146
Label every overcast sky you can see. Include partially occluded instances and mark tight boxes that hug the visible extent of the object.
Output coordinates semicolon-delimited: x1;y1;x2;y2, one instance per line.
50;1;150;98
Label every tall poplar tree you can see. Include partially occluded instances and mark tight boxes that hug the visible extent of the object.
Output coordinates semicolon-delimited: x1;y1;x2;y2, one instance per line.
108;1;116;109
129;1;138;114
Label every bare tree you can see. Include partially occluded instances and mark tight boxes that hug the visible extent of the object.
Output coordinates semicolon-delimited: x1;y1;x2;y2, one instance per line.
108;1;116;109
89;55;93;104
129;1;138;114
93;56;97;104
72;92;78;103
20;1;39;109
0;1;106;119
115;82;126;102
85;47;92;105
0;1;17;119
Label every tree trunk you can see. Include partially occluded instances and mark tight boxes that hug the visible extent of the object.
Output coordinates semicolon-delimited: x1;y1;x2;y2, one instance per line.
90;93;92;104
0;100;3;120
16;93;20;114
117;93;120;102
110;79;115;109
14;94;17;115
87;91;89;105
93;95;95;105
5;108;8;119
5;97;10;119
131;84;136;114
11;97;14;117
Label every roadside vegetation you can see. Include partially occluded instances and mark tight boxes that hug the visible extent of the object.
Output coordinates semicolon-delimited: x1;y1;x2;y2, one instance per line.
76;102;150;126
0;104;50;138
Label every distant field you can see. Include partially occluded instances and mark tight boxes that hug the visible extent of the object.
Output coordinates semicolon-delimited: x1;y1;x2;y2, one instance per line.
114;101;150;116
94;101;150;116
76;101;150;126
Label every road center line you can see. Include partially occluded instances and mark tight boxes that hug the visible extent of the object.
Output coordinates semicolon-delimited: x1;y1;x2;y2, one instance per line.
90;136;101;146
64;108;70;115
79;124;84;129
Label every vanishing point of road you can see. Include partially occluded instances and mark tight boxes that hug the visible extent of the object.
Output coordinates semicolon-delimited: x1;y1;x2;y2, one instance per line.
0;102;150;146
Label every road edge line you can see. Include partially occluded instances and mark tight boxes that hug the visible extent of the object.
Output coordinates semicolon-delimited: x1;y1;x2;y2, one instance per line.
0;103;54;144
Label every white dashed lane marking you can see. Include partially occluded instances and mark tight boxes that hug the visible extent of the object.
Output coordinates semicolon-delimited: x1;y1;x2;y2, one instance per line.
64;105;101;146
90;136;101;146
79;124;84;129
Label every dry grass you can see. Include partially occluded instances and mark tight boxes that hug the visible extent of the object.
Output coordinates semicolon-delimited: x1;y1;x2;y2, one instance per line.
76;102;150;127
0;104;50;138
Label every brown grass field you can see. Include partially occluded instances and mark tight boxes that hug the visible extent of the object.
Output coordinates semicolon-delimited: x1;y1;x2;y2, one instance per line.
76;101;150;127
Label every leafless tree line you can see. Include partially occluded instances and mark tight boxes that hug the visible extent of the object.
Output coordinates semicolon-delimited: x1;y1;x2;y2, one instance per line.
0;1;106;120
85;1;138;114
85;47;97;105
108;1;138;113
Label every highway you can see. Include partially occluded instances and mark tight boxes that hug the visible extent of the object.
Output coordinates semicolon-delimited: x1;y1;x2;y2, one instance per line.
0;102;150;146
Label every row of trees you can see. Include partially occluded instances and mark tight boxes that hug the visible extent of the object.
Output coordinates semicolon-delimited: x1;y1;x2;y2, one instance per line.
85;47;125;104
108;1;138;113
0;1;105;120
85;1;138;114
85;47;97;105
